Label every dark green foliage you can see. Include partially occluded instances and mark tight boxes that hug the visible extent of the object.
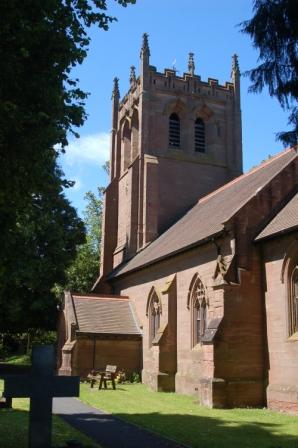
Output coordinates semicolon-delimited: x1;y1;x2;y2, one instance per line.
0;156;86;332
127;371;141;383
0;330;57;360
0;1;134;331
241;0;298;146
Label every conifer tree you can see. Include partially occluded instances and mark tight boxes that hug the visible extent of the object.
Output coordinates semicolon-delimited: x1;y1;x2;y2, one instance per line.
241;0;298;146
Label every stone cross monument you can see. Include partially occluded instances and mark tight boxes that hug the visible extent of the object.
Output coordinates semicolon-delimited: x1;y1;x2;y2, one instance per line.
3;345;80;448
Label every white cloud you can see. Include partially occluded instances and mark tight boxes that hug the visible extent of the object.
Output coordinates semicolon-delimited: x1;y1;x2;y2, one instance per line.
63;132;110;167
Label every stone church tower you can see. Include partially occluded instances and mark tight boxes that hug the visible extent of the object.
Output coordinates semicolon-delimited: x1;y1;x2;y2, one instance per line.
98;34;243;290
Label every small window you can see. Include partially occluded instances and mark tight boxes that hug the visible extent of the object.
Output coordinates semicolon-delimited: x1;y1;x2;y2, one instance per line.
169;113;180;148
195;118;205;152
192;278;207;346
149;296;161;344
289;267;298;335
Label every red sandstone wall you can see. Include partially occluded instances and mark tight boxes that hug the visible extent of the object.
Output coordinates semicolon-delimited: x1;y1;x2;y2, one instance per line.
113;235;268;408
157;157;230;234
56;311;66;371
99;179;118;282
114;171;130;266
72;337;142;379
113;240;227;401
214;251;266;407
262;233;298;414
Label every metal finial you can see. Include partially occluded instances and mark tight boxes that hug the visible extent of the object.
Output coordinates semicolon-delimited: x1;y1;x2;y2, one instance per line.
130;66;136;86
188;52;195;76
140;32;150;57
232;54;240;75
112;77;120;100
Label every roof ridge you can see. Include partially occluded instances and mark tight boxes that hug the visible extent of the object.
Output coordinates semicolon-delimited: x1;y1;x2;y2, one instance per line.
199;147;294;205
255;190;298;241
73;293;129;301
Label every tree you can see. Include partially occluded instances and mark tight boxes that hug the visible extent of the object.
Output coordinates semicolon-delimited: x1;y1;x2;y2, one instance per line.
0;0;135;246
102;160;111;176
0;154;85;332
0;1;135;331
241;0;298;146
60;187;104;294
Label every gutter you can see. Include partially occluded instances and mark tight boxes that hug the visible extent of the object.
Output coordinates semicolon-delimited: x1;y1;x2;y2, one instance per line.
108;229;224;281
76;331;142;339
254;225;298;244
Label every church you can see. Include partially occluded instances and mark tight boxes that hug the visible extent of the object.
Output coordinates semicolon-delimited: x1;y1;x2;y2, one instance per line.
58;34;298;413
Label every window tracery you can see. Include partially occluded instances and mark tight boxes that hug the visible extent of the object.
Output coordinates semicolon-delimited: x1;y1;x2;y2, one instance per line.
147;291;161;346
191;277;207;346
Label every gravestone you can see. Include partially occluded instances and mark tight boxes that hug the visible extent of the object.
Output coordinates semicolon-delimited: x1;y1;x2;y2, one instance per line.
3;345;80;448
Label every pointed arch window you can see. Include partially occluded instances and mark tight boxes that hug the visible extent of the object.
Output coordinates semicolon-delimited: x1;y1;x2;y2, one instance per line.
192;278;207;346
149;294;161;345
169;113;180;148
195;118;205;152
289;266;298;336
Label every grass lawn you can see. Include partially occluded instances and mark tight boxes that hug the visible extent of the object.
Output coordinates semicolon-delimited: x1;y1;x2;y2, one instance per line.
0;380;100;448
80;382;298;448
1;353;31;365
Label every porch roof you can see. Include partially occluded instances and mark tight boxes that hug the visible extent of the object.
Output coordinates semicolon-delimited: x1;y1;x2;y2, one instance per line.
69;293;142;336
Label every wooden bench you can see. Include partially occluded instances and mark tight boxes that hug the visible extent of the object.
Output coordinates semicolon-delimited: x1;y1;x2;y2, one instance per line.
87;370;101;388
87;365;117;390
99;365;117;390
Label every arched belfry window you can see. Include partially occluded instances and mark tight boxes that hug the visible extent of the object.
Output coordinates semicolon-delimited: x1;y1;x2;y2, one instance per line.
169;113;180;148
195;118;205;152
191;277;207;346
147;289;161;346
289;266;298;336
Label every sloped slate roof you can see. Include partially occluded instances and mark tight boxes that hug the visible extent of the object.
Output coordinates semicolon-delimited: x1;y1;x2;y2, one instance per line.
255;192;298;241
72;294;141;335
112;148;297;278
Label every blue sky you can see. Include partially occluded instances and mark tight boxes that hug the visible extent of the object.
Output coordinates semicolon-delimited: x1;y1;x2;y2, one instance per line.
59;0;290;216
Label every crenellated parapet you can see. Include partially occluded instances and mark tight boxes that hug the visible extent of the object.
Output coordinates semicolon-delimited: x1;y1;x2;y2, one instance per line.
119;69;235;108
118;40;238;111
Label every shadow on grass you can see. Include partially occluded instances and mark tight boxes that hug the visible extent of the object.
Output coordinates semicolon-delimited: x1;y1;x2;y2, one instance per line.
0;408;29;448
0;408;97;448
59;410;298;448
